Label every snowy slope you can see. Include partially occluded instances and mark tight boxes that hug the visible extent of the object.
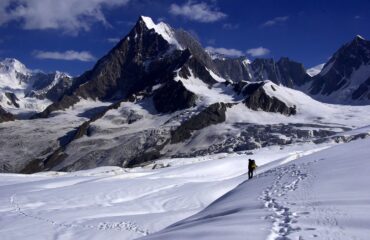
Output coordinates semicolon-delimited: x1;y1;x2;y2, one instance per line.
1;127;369;240
174;68;236;106
306;63;324;77
144;129;370;240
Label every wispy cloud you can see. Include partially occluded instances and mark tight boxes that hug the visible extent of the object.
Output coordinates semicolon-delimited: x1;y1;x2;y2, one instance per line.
354;15;361;20
107;38;120;43
262;16;289;27
246;47;270;57
0;0;130;35
206;46;243;57
222;23;239;30
33;50;96;62
169;1;227;23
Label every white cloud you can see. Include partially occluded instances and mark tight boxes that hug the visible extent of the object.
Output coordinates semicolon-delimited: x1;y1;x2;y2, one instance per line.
33;50;96;61
206;46;243;57
169;1;227;23
0;0;130;34
246;47;270;57
107;38;120;43
262;16;289;27
354;15;361;19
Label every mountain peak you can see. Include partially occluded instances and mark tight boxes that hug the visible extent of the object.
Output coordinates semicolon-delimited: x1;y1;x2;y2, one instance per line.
355;34;365;40
139;15;156;29
348;34;368;47
0;58;29;74
137;16;181;48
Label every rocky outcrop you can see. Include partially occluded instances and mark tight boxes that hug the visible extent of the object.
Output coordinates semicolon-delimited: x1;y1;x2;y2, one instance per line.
4;92;19;108
233;81;265;96
178;56;219;85
276;57;311;87
212;56;311;88
249;58;280;83
0;106;15;123
153;80;197;113
175;29;217;73
249;58;311;87
243;86;297;116
352;77;370;100
213;57;252;82
171;103;228;143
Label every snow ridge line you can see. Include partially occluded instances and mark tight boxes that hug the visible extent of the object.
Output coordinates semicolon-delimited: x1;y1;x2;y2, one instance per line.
9;194;150;236
259;162;314;240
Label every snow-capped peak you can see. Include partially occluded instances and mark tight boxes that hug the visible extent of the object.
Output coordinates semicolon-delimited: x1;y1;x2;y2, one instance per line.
356;34;365;40
0;58;30;75
140;16;156;29
306;63;325;77
139;16;181;49
242;58;251;66
54;71;71;79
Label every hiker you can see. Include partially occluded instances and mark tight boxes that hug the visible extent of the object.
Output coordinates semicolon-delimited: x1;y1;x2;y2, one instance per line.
248;159;257;179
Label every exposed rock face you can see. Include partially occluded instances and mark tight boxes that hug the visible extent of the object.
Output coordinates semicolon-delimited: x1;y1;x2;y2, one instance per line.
212;56;310;88
153;80;197;113
175;29;217;73
233;81;264;96
171;103;228;143
213;57;251;82
310;36;370;102
72;19;179;100
243;85;297;116
249;58;280;83
276;57;311;87
4;92;19;108
249;58;311;87
178;56;218;85
352;77;370;100
0;106;15;123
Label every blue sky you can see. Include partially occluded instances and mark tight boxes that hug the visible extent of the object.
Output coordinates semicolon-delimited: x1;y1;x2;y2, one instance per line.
0;0;369;76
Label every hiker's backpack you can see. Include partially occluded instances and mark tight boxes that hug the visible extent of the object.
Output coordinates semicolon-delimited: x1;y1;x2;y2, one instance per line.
251;160;257;169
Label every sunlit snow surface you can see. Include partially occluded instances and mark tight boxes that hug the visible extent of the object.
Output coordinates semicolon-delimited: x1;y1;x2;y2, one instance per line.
306;63;324;77
1;126;370;240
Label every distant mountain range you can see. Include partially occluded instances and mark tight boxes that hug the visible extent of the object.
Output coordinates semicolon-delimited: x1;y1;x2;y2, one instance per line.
1;16;370;173
0;58;71;118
